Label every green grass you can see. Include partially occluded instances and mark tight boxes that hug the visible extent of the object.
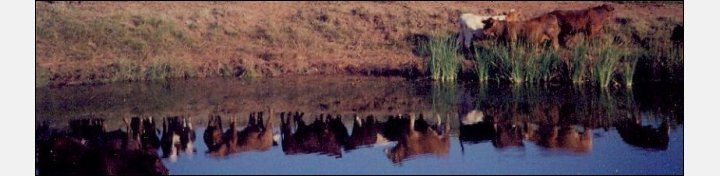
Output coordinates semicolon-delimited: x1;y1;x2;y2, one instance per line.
622;51;640;87
570;40;590;85
594;41;624;88
537;49;562;83
425;34;461;81
473;48;491;82
473;41;562;84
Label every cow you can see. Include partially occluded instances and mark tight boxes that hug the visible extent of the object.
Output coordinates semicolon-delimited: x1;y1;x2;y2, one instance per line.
522;103;593;153
457;9;520;50
670;24;683;44
280;112;349;158
204;111;277;157
345;115;384;151
548;4;616;47
384;114;450;164
160;116;196;162
482;13;561;50
36;118;168;175
459;110;495;144
492;121;525;149
615;117;670;150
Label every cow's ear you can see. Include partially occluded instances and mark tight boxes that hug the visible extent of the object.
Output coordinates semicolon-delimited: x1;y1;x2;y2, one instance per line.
483;18;494;27
604;4;615;11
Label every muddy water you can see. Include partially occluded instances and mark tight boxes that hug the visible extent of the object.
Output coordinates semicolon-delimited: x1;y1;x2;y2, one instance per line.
35;76;683;175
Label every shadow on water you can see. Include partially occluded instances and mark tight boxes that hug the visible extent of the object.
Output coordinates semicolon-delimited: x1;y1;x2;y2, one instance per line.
35;76;683;174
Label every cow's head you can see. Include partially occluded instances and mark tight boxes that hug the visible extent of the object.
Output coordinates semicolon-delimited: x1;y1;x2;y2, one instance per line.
503;9;520;22
482;18;504;38
385;147;407;164
600;4;615;12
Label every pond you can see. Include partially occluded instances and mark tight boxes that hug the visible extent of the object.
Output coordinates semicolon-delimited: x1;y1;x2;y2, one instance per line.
35;76;683;175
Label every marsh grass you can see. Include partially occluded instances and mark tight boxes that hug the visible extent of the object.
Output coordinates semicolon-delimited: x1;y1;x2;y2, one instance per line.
472;48;491;82
622;51;640;87
570;40;590;85
425;34;461;81
594;41;624;88
646;40;684;82
473;41;562;84
431;81;458;115
537;49;563;83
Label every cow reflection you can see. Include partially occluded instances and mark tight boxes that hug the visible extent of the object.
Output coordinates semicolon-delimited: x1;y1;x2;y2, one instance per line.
204;112;277;157
345;115;383;150
615;117;670;150
458;110;524;149
526;124;593;153
36;118;168;175
493;122;525;148
160;116;196;161
280;112;349;158
384;114;450;164
459;110;494;143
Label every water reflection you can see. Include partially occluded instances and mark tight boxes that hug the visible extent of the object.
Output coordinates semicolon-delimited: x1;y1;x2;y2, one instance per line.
35;77;683;174
36;118;168;175
615;116;670;150
384;114;450;164
160;117;196;161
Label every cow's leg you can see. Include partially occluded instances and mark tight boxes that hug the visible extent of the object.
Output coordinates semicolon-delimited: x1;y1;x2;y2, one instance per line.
265;108;274;131
355;114;362;127
549;33;560;50
456;28;465;49
464;29;474;50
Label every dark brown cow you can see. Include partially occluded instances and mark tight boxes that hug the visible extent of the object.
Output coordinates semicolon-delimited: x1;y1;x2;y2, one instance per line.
492;122;525;149
548;4;616;46
36;118;168;175
482;13;561;49
615;117;670;150
280;112;349;158
345;115;383;151
160;116;196;161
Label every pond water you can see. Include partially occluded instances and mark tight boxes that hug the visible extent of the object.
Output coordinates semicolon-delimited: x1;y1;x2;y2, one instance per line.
35;76;683;175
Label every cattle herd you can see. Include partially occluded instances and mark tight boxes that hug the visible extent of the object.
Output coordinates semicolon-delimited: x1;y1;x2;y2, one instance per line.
459;4;616;50
36;107;671;174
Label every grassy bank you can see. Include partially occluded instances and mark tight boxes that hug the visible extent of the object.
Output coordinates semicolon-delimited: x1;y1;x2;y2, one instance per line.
424;19;683;89
35;2;683;87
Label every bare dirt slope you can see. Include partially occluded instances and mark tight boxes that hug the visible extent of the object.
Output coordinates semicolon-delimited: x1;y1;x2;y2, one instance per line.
35;1;683;86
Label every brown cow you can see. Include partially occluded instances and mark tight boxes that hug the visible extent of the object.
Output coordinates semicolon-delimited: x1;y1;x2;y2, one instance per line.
525;123;593;153
482;13;561;50
503;9;521;22
160;116;196;161
385;114;450;164
280;112;349;158
548;4;616;46
36;118;168;175
345;115;383;151
204;111;276;157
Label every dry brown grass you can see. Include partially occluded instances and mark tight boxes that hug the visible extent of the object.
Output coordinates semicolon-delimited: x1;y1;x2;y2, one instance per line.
35;1;683;86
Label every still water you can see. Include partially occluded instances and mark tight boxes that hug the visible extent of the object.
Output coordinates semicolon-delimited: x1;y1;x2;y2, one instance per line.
35;76;683;175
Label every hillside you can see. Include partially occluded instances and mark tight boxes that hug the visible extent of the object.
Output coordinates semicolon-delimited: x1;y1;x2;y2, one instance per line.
35;1;684;86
